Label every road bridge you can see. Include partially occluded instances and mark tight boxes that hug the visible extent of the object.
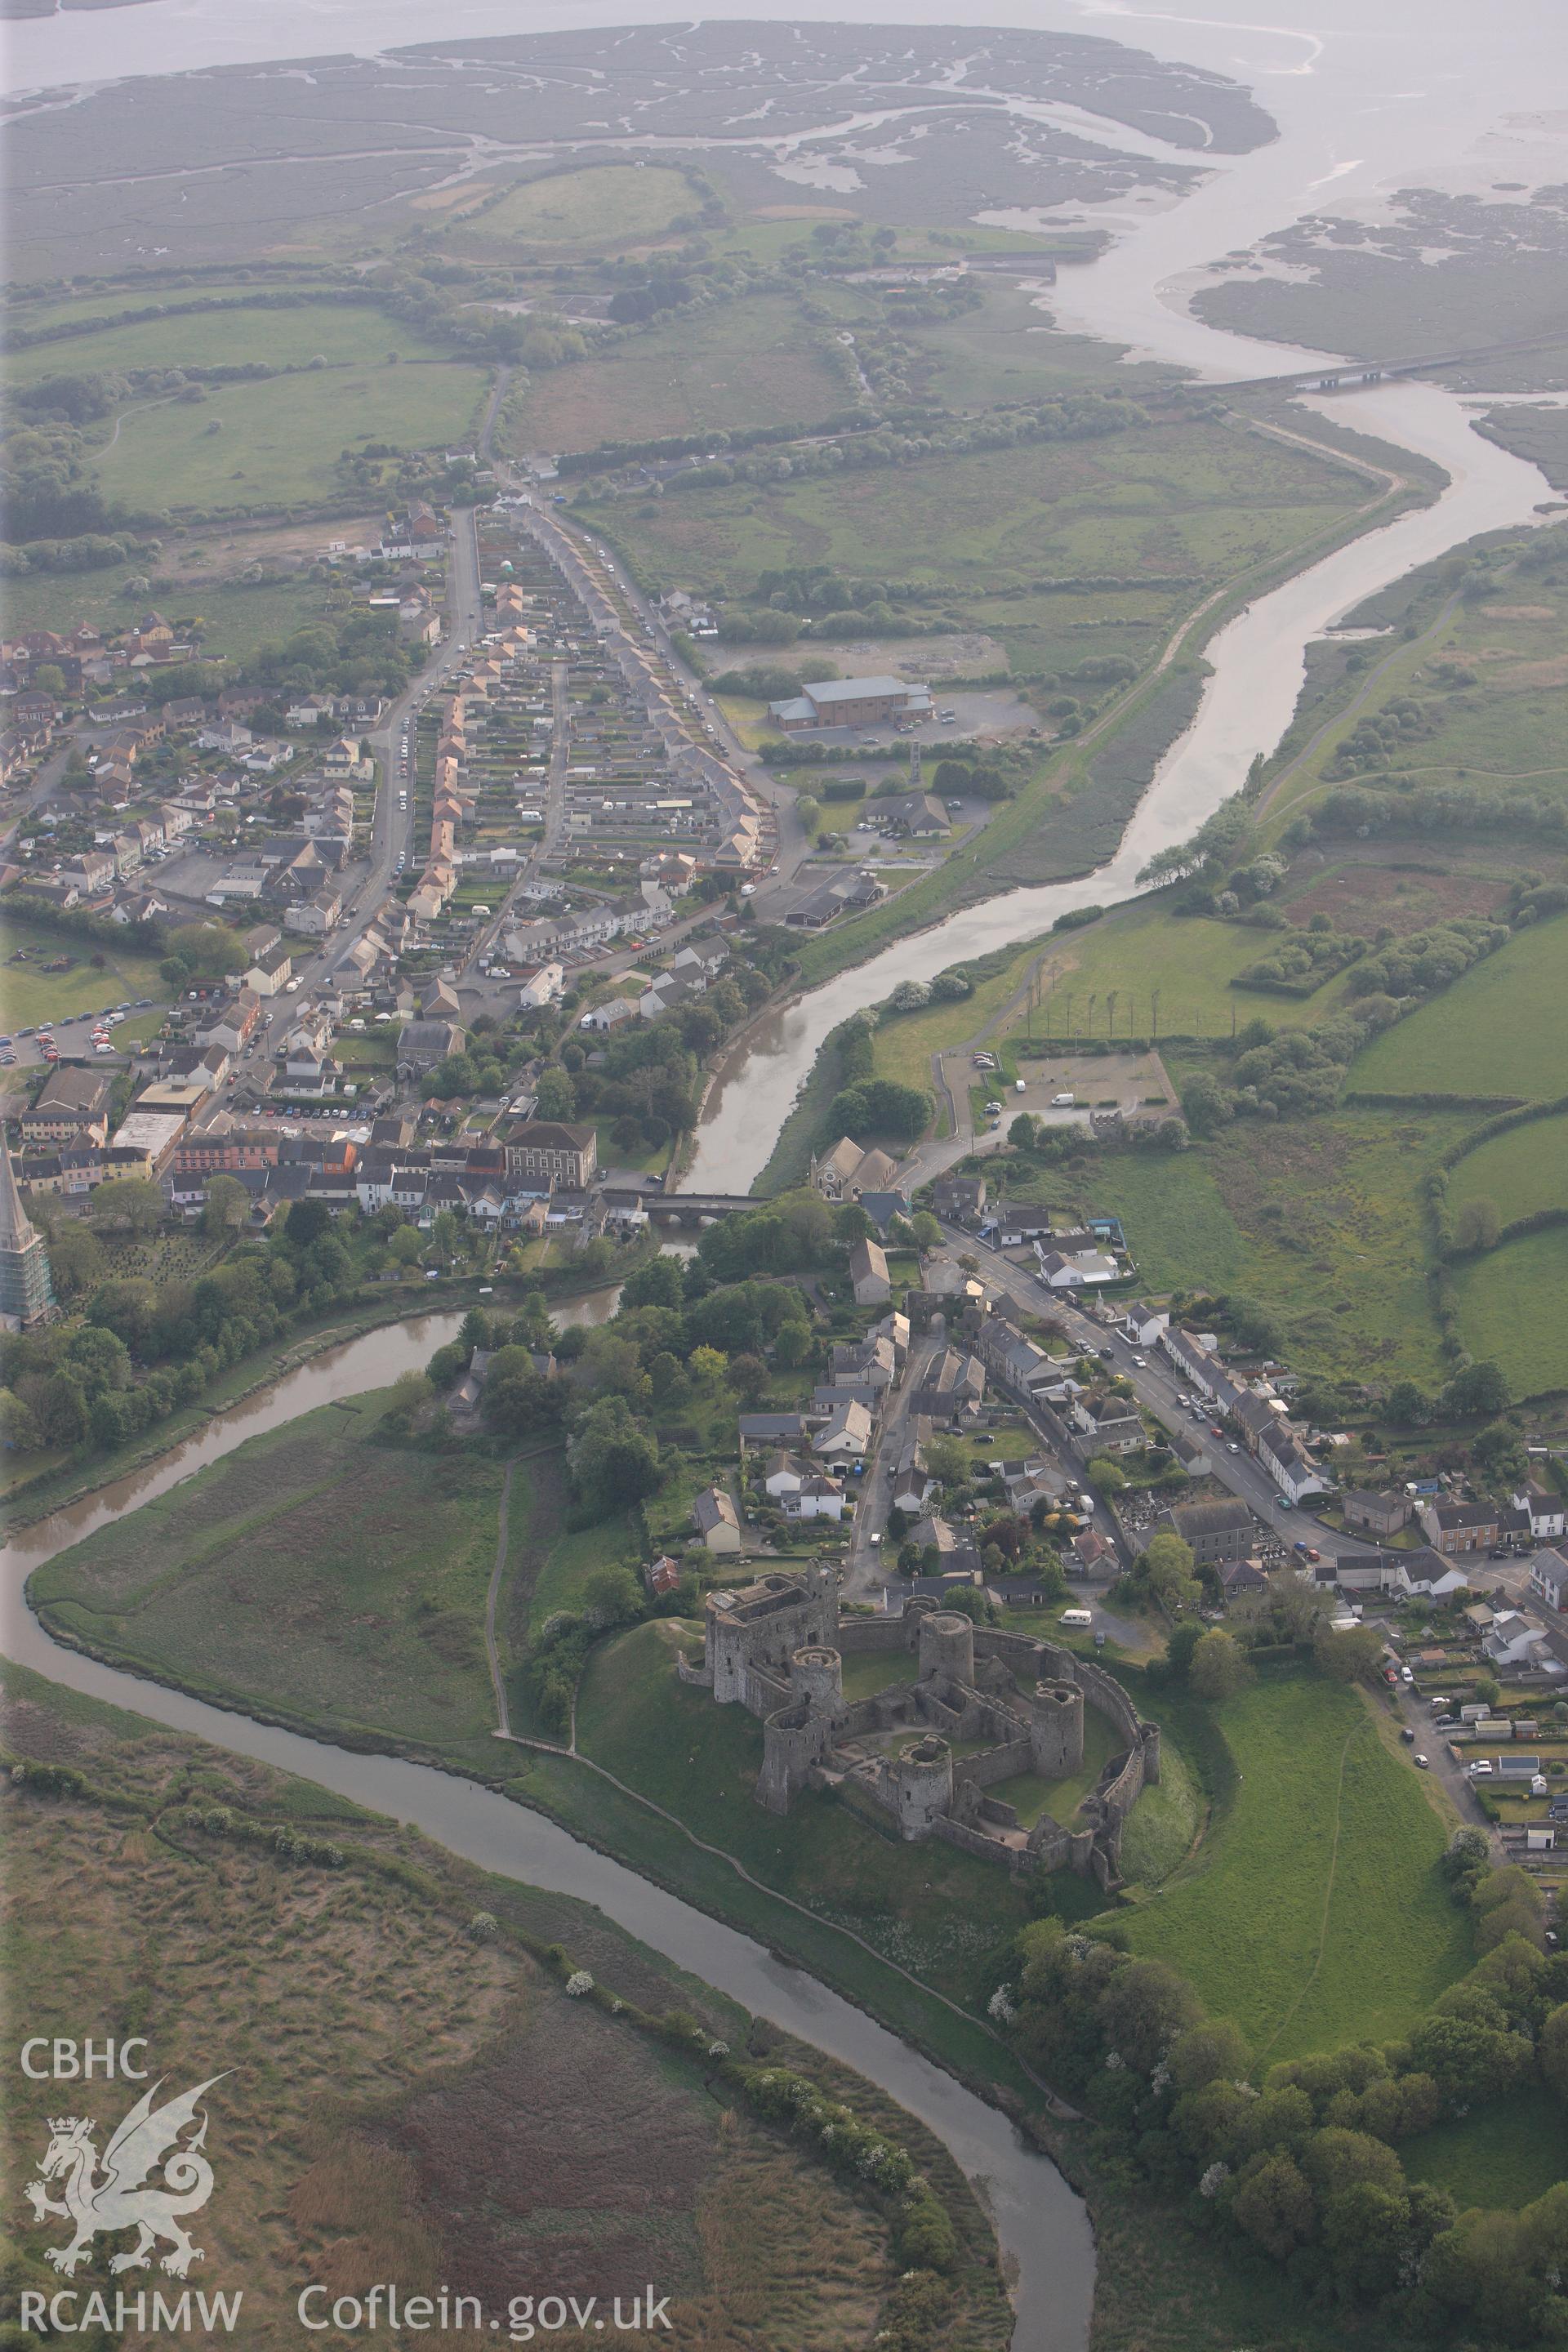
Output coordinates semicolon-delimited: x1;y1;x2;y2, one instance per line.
1209;326;1568;399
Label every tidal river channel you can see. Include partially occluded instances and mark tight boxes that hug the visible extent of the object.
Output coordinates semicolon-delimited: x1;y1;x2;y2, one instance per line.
2;1302;1097;2350
685;0;1560;1187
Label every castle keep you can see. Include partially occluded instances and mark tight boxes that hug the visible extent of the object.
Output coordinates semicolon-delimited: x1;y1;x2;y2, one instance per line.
679;1569;1160;1890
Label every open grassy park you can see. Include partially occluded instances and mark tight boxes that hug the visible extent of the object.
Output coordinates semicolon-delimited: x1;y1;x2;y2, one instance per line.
1122;1674;1472;2061
1;910;168;1028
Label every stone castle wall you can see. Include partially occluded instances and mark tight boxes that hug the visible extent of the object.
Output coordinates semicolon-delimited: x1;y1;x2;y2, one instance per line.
952;1736;1035;1791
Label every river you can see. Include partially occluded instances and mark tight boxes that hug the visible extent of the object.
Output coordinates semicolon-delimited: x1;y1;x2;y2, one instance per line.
2;1297;1096;2350
683;2;1561;1187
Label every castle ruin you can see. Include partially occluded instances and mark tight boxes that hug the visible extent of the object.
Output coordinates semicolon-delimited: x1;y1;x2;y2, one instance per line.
677;1568;1160;1890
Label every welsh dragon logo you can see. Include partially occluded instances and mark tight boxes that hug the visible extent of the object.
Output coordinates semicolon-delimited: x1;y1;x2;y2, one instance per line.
25;2076;227;2278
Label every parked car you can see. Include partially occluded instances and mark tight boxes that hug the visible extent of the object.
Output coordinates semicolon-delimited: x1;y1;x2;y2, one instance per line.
1468;1760;1494;1777
1401;1726;1416;1744
1414;1754;1431;1770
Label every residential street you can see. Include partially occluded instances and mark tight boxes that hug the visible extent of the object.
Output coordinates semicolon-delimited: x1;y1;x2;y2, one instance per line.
844;1331;940;1595
948;1223;1409;1572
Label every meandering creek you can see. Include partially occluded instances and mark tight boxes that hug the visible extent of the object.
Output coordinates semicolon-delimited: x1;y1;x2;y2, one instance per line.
3;1303;1096;2350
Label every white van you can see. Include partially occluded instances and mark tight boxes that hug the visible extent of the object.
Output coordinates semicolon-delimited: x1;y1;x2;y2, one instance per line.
1051;1092;1075;1107
1015;1077;1027;1094
1060;1608;1094;1628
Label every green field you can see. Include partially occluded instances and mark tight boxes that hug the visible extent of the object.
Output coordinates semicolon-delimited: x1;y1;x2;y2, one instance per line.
1089;1106;1459;1388
870;943;1039;1092
507;294;852;455
9;276;341;335
456;163;699;253
7;301;453;386
1351;917;1568;1100
601;421;1364;679
1086;1146;1250;1296
1404;2082;1568;2209
1115;1738;1201;1885
1123;1675;1471;2060
1018;900;1326;1041
1450;1223;1568;1399
1449;1111;1568;1220
1;911;168;1027
91;362;488;512
32;1397;505;1755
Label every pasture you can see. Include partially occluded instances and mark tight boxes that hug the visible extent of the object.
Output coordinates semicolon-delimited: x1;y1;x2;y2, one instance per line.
1350;915;1568;1100
32;1397;505;1756
7;299;453;386
1404;2082;1568;2211
1122;1675;1471;2060
604;420;1364;628
1450;1224;1568;1399
1449;1111;1568;1221
453;163;698;253
91;362;489;512
1013;900;1314;1042
506;294;850;455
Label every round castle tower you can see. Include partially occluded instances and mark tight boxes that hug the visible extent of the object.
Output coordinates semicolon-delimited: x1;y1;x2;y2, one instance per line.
891;1732;953;1838
917;1610;975;1688
790;1645;843;1716
1029;1680;1085;1779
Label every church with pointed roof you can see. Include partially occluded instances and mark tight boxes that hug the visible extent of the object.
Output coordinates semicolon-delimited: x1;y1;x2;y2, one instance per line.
0;1141;56;1330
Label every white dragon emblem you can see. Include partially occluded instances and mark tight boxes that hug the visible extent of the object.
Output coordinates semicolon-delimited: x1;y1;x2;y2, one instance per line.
24;2076;227;2278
